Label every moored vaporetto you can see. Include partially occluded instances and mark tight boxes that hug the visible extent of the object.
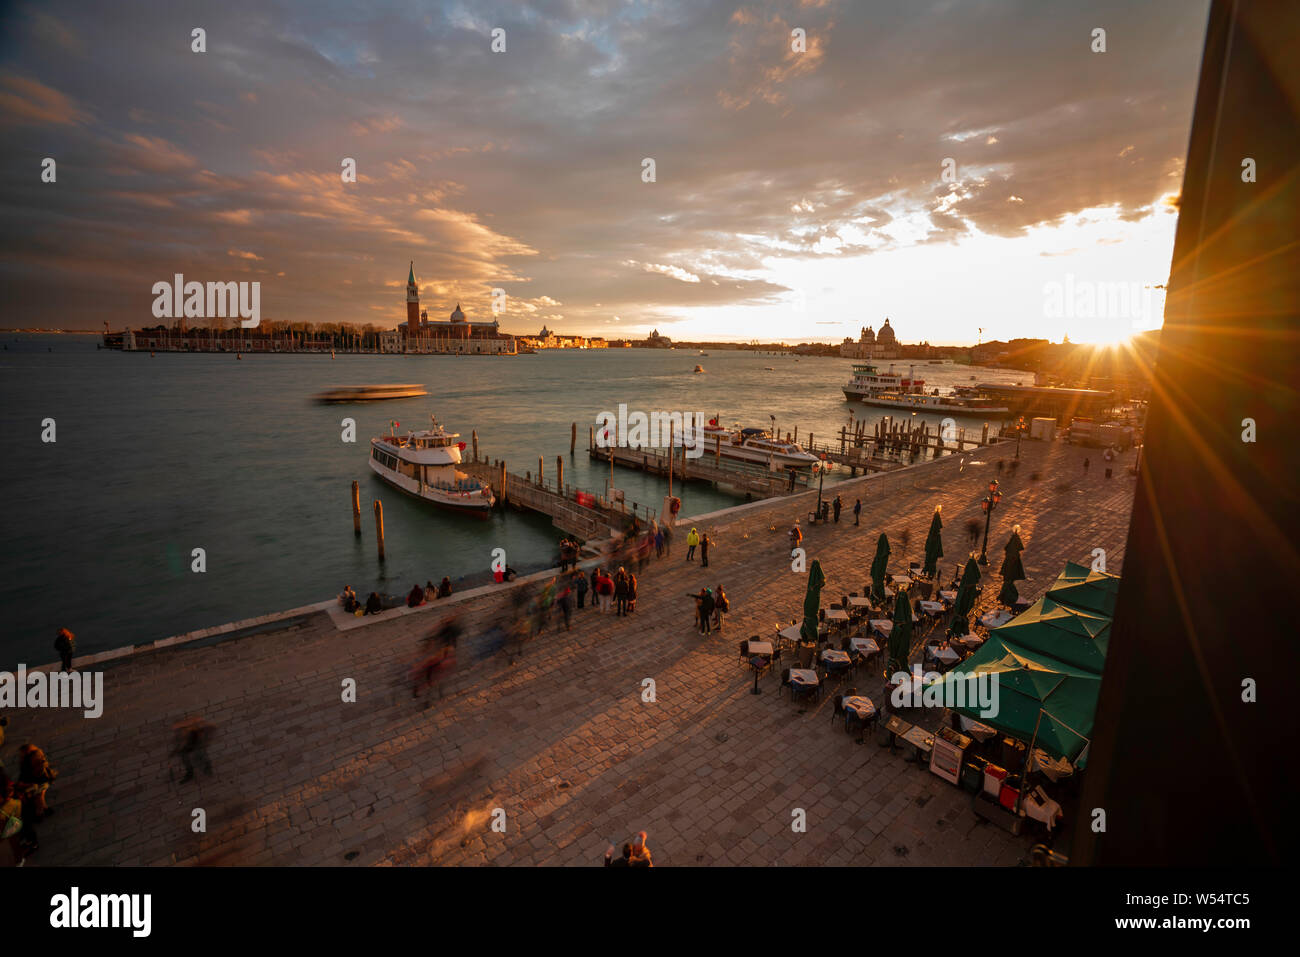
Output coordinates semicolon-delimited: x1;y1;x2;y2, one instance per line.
368;415;495;515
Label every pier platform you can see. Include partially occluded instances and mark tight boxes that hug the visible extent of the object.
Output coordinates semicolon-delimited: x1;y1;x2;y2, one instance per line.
6;439;1136;866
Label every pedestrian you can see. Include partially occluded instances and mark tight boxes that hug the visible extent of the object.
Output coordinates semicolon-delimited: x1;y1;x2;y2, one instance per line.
614;568;630;617
604;842;633;867
789;523;803;550
686;527;699;561
411;645;455;700
438;576;453;598
833;495;842;523
1;778;37;863
364;591;383;615
557;585;574;631
699;588;716;636
689;588;706;630
172;719;214;783
406;583;426;608
53;629;75;672
1083;456;1090;475
627;572;638;614
713;585;729;632
700;532;711;568
662;524;673;557
654;525;665;558
630;830;653;867
17;745;57;819
590;566;600;605
574;570;589;609
595;568;614;613
853;499;861;525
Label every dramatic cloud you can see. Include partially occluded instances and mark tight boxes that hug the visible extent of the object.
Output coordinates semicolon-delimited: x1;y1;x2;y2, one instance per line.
0;0;1207;340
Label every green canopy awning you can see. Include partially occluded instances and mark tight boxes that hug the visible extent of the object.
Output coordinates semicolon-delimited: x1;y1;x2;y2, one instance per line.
993;595;1111;673
931;638;1099;762
1045;566;1121;617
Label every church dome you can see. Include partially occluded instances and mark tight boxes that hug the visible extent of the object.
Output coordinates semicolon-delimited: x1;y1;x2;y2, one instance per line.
859;326;876;343
450;303;465;322
877;319;896;344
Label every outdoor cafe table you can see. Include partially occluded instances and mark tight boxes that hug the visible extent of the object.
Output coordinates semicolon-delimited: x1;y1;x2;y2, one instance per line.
891;575;913;586
821;648;851;666
746;640;774;657
843;695;876;720
777;625;803;645
930;645;960;665
847;596;873;609
938;590;958;603
979;609;1014;629
952;634;985;652
825;609;850;623
918;600;945;617
868;619;894;637
789;668;819;692
850;635;880;655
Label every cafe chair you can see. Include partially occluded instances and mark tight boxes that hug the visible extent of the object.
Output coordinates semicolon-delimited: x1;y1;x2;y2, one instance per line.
779;667;793;700
831;694;846;726
738;639;752;665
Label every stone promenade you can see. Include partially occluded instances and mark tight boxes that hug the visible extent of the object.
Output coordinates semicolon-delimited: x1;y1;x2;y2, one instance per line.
6;439;1136;866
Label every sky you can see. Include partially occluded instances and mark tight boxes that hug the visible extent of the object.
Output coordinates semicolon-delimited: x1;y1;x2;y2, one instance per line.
0;0;1210;344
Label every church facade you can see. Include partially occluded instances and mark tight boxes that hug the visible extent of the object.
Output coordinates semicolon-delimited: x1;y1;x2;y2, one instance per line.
398;263;517;355
840;318;900;359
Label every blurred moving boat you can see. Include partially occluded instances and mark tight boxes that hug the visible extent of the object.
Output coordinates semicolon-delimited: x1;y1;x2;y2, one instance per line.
369;415;495;515
316;384;427;403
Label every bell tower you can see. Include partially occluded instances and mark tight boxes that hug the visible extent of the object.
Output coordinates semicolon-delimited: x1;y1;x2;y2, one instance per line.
406;262;419;333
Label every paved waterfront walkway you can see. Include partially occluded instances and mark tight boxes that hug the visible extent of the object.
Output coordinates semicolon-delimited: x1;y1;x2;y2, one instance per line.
6;440;1136;866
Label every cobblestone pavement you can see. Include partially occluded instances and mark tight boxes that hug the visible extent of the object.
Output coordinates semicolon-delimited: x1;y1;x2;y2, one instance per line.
6;439;1136;866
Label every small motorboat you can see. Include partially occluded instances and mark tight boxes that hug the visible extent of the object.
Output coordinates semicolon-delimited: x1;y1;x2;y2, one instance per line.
694;364;705;373
315;384;428;403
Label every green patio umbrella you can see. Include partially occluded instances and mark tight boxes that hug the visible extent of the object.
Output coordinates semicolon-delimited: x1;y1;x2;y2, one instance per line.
800;558;826;645
997;526;1027;606
922;507;944;577
887;587;913;675
869;533;891;603
948;556;981;636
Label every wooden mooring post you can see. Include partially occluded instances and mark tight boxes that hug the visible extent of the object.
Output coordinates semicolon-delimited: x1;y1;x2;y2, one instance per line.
373;499;385;561
471;429;479;462
351;480;361;535
571;422;577;456
557;456;564;493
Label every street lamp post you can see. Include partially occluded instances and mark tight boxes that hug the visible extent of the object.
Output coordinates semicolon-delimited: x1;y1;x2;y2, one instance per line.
814;457;828;518
977;479;1002;565
1015;416;1025;460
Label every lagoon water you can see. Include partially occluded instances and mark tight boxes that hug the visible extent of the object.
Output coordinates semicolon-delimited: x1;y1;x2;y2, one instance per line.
0;335;1025;666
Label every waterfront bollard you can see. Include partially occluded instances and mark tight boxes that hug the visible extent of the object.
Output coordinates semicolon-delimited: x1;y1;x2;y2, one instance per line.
352;481;361;536
472;430;478;462
373;499;385;561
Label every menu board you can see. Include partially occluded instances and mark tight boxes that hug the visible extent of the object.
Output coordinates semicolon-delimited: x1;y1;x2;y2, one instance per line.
930;737;964;785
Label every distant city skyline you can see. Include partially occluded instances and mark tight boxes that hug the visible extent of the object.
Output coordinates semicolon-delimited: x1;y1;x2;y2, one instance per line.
0;1;1208;344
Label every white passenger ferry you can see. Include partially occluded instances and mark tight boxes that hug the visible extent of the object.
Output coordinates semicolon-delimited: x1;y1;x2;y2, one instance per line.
841;363;926;400
369;416;495;516
698;422;825;471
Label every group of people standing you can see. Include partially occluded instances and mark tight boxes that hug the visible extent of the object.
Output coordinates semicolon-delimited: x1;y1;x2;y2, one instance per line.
1;723;58;864
689;584;730;635
584;565;638;616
